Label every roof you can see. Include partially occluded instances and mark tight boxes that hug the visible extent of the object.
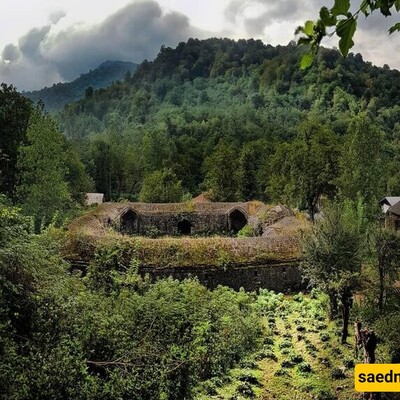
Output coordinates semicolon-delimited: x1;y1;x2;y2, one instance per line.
68;201;265;235
379;197;400;207
388;201;400;216
86;193;104;205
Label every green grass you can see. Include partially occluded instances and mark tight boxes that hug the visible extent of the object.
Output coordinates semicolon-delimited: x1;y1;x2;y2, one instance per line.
194;293;366;400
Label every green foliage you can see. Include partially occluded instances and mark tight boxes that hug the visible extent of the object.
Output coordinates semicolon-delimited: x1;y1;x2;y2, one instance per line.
0;207;262;399
0;83;32;198
24;61;137;113
139;168;184;203
16;107;91;230
337;113;384;216
302;200;362;342
368;226;400;312
53;39;400;208
203;140;239;202
297;0;400;66
16;108;72;229
302;201;362;294
267;119;339;218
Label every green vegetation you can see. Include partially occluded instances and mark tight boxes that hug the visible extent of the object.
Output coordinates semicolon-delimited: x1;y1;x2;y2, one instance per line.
297;0;400;67
24;61;137;113
54;38;400;215
0;203;261;400
2;37;400;399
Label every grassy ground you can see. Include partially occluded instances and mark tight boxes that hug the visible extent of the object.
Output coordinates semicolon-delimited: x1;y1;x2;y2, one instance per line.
195;292;373;400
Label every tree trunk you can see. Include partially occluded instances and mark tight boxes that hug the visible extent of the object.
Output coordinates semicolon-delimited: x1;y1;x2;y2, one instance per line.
328;291;338;320
378;260;385;314
355;321;380;400
341;288;352;344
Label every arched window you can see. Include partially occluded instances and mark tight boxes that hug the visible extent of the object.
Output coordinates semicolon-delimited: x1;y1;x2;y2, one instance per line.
229;209;247;234
177;219;192;235
120;209;138;234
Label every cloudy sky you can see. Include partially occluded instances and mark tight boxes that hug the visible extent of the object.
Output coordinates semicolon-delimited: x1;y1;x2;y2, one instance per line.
1;0;399;91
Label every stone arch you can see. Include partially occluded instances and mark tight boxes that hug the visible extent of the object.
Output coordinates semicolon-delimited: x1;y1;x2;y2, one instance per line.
177;219;192;235
228;208;247;234
120;208;139;234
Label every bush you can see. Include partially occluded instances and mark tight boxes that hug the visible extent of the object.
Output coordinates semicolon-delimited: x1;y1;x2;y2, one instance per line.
296;325;306;332
319;332;330;342
343;359;355;369
297;362;312;373
293;293;304;302
237;373;261;386
235;382;255;398
274;368;290;377
289;353;304;364
330;367;346;379
263;337;274;346
281;360;294;368
255;349;278;362
279;339;293;350
239;360;258;369
237;224;254;238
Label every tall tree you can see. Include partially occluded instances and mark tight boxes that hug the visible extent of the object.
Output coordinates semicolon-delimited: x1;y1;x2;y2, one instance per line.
203;141;239;202
16;108;71;229
337;113;384;218
267;119;339;219
0;84;32;198
302;201;362;343
139;168;184;203
370;227;400;313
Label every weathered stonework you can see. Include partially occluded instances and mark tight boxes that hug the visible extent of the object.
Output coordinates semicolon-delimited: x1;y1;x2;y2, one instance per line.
113;203;249;236
140;262;304;293
67;201;310;292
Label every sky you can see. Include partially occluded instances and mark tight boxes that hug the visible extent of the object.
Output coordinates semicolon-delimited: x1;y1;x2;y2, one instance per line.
0;0;399;91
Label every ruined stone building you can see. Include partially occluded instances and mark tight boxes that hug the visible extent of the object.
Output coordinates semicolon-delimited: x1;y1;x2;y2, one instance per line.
112;202;249;236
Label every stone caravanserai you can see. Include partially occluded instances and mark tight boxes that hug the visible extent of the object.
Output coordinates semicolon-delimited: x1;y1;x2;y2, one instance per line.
67;201;308;292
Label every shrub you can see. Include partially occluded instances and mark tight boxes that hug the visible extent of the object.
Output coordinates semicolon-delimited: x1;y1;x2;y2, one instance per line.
296;325;306;332
274;368;290;377
330;367;346;379
263;337;274;346
256;349;278;362
237;373;261;386
239;360;258;369
343;359;355;369
289;353;304;364
235;382;255;398
281;360;294;368
293;292;304;302
319;332;330;342
279;340;292;350
297;362;312;373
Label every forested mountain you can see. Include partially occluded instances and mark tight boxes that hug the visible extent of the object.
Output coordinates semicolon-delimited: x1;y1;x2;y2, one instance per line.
3;38;400;400
60;38;400;217
23;60;137;113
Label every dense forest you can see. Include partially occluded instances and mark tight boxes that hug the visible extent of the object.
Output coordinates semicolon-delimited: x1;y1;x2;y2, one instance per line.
53;38;400;219
2;38;400;399
23;61;137;113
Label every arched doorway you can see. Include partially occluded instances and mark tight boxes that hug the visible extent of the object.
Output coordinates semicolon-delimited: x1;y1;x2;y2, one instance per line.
229;209;247;234
177;219;192;235
120;209;138;234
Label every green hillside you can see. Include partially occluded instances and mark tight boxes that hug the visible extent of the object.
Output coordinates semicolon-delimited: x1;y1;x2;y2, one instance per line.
23;60;137;113
59;38;400;218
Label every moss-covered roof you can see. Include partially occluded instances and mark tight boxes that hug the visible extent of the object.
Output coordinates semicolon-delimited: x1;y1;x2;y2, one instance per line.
66;201;309;268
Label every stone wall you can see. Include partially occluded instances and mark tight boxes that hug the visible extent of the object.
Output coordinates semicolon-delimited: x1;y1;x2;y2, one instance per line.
140;262;304;293
119;209;248;236
137;212;229;235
